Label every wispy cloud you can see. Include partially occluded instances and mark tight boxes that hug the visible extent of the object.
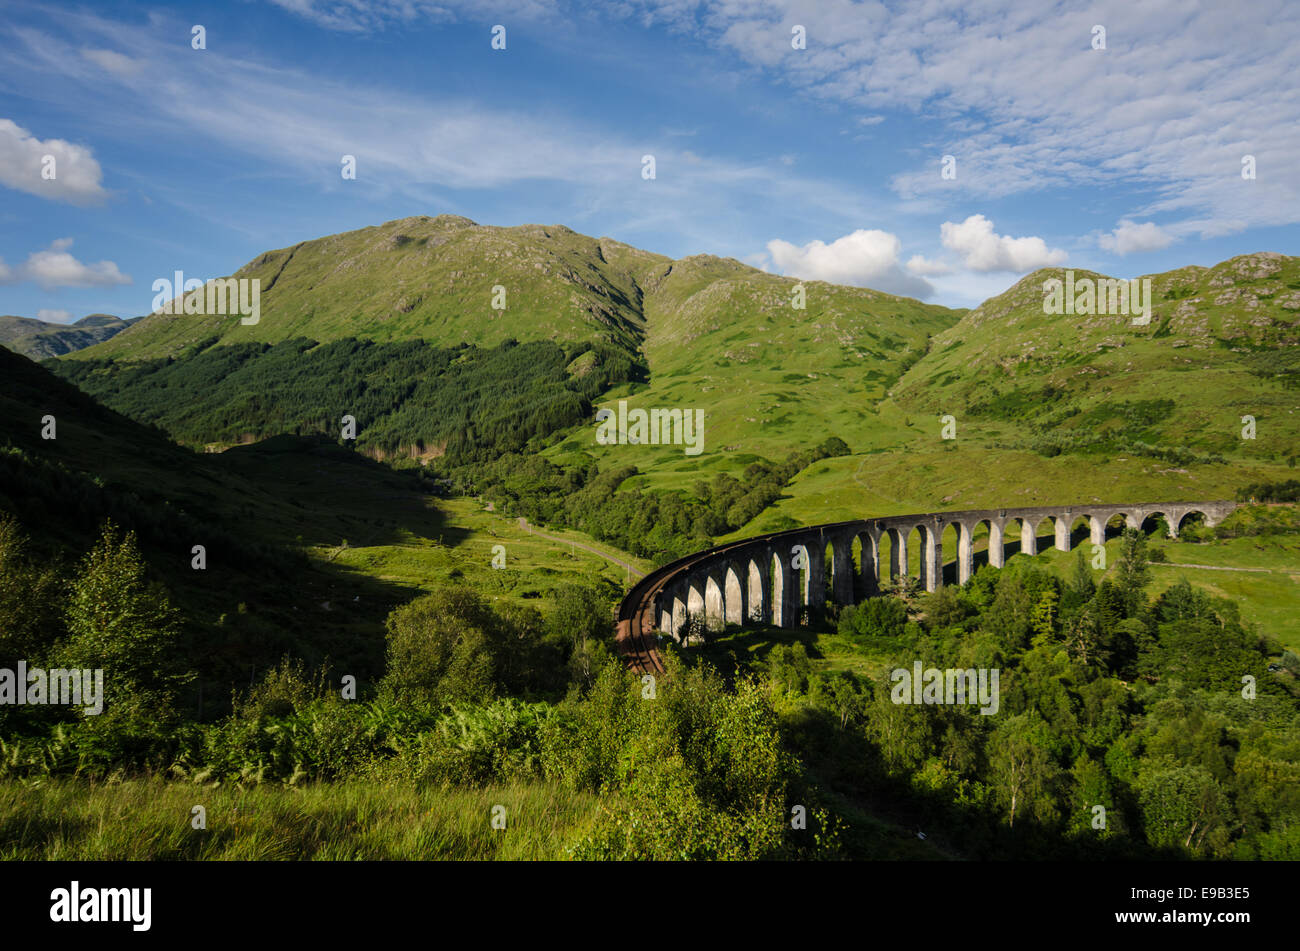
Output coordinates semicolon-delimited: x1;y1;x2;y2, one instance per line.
0;8;894;261
266;0;557;33
630;0;1300;237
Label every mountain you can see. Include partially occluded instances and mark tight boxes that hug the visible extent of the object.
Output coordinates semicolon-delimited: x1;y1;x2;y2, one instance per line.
0;313;139;359
890;253;1300;464
70;216;669;359
50;219;1298;538
58;215;963;480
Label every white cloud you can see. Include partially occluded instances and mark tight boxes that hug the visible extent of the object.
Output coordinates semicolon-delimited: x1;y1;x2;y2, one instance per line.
267;0;556;32
36;308;74;324
905;254;952;276
636;0;1300;236
80;48;144;76
0;12;889;248
1098;219;1176;255
765;229;933;297
0;118;108;205
939;214;1066;273
10;238;131;290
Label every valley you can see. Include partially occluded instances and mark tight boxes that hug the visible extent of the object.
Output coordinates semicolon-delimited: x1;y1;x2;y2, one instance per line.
2;218;1297;862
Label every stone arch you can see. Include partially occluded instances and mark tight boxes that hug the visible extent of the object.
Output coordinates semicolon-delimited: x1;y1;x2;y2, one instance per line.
746;555;767;624
878;528;898;582
858;528;881;598
942;520;965;585
1066;513;1093;548
1051;512;1072;551
686;578;705;632
897;523;924;587
967;519;993;571
1173;508;1207;537
803;536;826;616
703;572;725;630
1020;514;1052;557
1103;511;1129;541
988;518;1007;568
850;534;865;602
999;516;1027;558
771;548;795;629
671;589;688;640
723;562;745;626
918;521;941;591
1139;511;1172;538
828;534;854;606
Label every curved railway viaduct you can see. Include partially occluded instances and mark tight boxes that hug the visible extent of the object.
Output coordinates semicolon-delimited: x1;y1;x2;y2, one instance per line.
615;499;1237;674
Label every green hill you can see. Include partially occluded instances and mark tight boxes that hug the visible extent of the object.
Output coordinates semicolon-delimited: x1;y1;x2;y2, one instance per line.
890;253;1300;466
0;313;138;359
72;216;668;359
562;252;960;490
59;215;963;490
50;220;1297;550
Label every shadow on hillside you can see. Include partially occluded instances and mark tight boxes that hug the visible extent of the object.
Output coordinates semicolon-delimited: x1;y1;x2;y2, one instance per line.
215;435;471;550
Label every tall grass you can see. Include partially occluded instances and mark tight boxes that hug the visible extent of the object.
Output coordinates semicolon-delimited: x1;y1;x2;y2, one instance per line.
0;778;602;860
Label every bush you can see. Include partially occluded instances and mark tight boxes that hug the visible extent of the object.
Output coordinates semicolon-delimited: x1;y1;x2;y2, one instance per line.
838;597;908;639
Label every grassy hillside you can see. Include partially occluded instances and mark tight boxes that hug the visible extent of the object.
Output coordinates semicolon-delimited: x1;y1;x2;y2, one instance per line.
549;253;961;489
51;222;1296;550
51;217;968;559
890;253;1300;466
71;216;668;360
0;347;641;703
0;313;137;359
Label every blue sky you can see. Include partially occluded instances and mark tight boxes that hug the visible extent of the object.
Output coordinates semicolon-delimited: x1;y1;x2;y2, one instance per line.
1;0;1297;323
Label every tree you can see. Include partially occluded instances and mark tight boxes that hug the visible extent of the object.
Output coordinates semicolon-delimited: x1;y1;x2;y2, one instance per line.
1069;548;1096;602
1115;528;1151;617
548;582;615;689
1136;764;1232;856
0;514;63;667
1030;586;1060;648
1069;754;1123;839
1064;604;1111;670
1154;577;1213;623
988;713;1062;829
380;586;498;706
919;585;969;632
821;673;867;730
983;573;1036;651
62;521;185;717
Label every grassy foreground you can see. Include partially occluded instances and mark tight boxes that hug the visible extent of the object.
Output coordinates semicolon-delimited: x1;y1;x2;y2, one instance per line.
0;778;601;860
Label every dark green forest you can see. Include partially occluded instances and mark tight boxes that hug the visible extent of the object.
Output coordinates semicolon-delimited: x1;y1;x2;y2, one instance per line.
50;337;850;564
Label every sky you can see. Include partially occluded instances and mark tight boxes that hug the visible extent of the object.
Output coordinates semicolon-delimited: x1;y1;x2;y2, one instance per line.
1;0;1297;323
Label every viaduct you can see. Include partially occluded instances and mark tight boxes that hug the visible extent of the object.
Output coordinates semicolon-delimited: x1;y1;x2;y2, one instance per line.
615;500;1237;674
